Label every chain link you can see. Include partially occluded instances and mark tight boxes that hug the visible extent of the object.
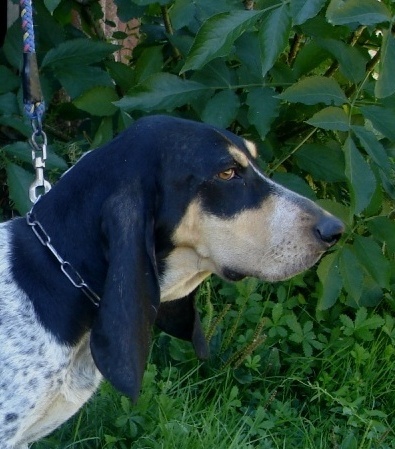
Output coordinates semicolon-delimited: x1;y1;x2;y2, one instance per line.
26;212;101;307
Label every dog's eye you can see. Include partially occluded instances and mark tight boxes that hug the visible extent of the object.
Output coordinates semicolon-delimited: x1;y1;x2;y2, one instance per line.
217;168;236;180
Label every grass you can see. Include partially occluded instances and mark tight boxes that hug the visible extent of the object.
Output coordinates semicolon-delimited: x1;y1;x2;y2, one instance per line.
32;278;395;449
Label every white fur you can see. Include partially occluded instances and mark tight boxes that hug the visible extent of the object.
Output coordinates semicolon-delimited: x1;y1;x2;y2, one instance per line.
0;223;101;449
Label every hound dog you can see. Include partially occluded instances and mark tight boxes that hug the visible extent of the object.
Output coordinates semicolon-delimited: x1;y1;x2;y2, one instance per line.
0;115;343;448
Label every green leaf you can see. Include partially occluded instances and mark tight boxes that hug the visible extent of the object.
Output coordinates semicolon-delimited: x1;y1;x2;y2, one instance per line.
6;163;33;215
131;0;169;5
339;246;364;303
360;105;395;142
56;66;114;99
3;21;23;70
0;116;31;137
343;136;376;215
0;66;20;94
278;76;348;106
0;93;19;116
180;10;264;73
41;39;119;69
246;87;280;140
316;38;366;84
341;308;385;341
169;0;196;29
352;126;392;176
113;0;146;22
133;46;164;84
91;117;114;149
340;308;377;340
201;90;240;128
272;303;284;324
286;314;303;341
259;3;292;77
105;61;136;93
316;199;352;227
353;235;391;289
272;173;316;200
235;32;264;80
290;0;326;26
375;29;395;99
317;252;343;310
43;0;61;14
74;87;119;117
191;59;234;88
294;143;346;182
3;142;68;171
306;106;349;131
367;217;395;253
326;0;391;26
292;42;330;78
115;73;207;112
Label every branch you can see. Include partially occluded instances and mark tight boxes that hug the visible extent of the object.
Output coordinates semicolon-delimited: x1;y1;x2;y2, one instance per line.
161;5;182;61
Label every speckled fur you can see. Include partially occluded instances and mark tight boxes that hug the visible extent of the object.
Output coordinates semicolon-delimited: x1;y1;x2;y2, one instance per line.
0;223;101;449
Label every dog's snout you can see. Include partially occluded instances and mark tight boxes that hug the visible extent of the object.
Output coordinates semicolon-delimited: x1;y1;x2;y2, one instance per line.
315;215;344;246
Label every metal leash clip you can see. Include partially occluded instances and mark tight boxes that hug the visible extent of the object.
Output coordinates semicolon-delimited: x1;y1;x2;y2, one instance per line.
29;126;51;203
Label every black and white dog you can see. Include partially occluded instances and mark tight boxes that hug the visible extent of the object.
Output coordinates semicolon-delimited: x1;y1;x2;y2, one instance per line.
0;115;343;448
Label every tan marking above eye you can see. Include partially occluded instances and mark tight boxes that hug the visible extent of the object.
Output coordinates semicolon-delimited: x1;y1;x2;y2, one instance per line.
218;168;236;180
228;146;249;167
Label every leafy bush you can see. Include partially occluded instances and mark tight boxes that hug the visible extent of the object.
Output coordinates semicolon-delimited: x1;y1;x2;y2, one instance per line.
1;0;394;447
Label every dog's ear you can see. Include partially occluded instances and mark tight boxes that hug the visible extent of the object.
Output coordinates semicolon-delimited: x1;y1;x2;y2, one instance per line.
90;187;159;402
155;293;209;360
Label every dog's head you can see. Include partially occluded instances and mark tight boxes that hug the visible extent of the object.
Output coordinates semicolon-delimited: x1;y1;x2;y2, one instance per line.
89;115;343;400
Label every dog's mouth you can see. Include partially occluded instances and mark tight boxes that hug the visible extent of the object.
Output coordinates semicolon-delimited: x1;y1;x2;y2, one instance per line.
221;267;247;282
220;248;326;284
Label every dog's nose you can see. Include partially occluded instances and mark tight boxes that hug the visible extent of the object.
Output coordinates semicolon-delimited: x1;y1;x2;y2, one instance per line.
315;215;344;246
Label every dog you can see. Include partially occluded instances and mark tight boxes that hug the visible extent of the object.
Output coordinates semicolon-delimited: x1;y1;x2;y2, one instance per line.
0;115;343;448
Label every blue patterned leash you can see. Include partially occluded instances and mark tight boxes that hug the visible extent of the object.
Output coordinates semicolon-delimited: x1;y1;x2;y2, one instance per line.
20;0;51;202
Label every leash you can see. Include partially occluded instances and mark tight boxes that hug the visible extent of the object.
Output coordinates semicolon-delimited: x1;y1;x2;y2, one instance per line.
20;0;51;203
20;4;100;307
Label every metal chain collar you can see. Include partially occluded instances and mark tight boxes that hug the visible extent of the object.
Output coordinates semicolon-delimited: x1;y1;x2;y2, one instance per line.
26;212;101;307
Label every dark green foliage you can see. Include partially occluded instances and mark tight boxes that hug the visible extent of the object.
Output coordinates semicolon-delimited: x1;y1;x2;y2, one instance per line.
0;0;394;447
